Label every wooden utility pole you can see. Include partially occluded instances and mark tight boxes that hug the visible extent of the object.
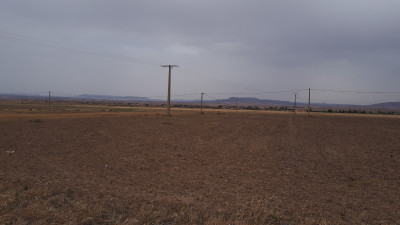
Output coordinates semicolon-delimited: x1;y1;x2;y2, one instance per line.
235;98;238;113
161;65;179;116
294;94;297;114
200;92;204;114
48;91;51;111
308;88;311;117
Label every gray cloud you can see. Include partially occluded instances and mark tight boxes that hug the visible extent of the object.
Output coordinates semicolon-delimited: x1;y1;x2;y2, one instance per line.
1;0;400;104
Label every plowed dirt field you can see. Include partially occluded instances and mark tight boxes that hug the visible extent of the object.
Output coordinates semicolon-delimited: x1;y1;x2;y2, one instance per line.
1;110;399;224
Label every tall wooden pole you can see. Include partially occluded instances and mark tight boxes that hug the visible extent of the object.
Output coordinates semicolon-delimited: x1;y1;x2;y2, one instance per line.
48;91;51;111
308;88;311;117
200;92;204;114
236;98;238;113
161;65;178;116
167;66;171;116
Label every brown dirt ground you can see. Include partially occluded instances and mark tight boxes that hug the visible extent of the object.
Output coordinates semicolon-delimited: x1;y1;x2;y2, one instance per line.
1;109;399;224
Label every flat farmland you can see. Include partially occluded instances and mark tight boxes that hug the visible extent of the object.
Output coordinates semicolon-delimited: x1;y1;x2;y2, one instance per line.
1;109;399;224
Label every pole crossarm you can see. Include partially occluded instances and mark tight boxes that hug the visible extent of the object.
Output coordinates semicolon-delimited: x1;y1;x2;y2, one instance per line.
161;65;179;68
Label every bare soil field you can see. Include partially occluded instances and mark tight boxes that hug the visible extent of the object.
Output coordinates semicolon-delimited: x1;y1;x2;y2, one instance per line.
1;108;399;224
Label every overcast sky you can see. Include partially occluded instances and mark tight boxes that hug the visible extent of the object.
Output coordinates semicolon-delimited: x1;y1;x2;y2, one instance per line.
1;0;400;104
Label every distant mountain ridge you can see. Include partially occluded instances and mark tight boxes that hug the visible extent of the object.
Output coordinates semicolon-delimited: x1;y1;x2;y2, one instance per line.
77;94;153;101
1;93;399;109
368;102;400;109
178;97;400;109
201;97;295;106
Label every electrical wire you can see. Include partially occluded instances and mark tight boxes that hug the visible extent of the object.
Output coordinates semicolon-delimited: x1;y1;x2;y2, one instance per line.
206;89;308;95
1;30;399;99
0;30;275;95
311;89;400;94
176;66;268;93
0;30;162;66
204;94;219;100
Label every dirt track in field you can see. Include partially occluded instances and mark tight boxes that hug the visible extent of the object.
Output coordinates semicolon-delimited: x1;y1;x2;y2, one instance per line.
1;110;399;224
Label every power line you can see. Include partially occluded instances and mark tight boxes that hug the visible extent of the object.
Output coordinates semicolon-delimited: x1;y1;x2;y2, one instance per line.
204;94;219;100
202;89;311;102
0;30;288;95
2;31;399;100
171;93;200;97
177;66;268;93
207;89;308;95
311;89;400;94
0;30;162;66
139;93;201;99
51;92;81;97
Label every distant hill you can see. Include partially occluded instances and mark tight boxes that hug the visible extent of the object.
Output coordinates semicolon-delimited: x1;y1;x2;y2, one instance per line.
368;102;400;109
0;93;47;99
181;97;400;110
77;94;153;101
1;93;399;109
202;97;296;106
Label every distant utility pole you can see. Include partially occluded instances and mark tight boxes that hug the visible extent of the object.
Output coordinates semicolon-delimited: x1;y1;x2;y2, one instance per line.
48;90;51;111
308;88;311;117
235;98;238;113
293;92;298;114
200;93;204;114
161;65;179;116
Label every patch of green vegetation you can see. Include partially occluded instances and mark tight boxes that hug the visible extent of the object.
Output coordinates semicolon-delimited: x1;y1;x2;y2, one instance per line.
30;119;43;123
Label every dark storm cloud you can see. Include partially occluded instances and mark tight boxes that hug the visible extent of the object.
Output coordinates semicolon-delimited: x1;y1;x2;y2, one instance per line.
0;0;399;104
